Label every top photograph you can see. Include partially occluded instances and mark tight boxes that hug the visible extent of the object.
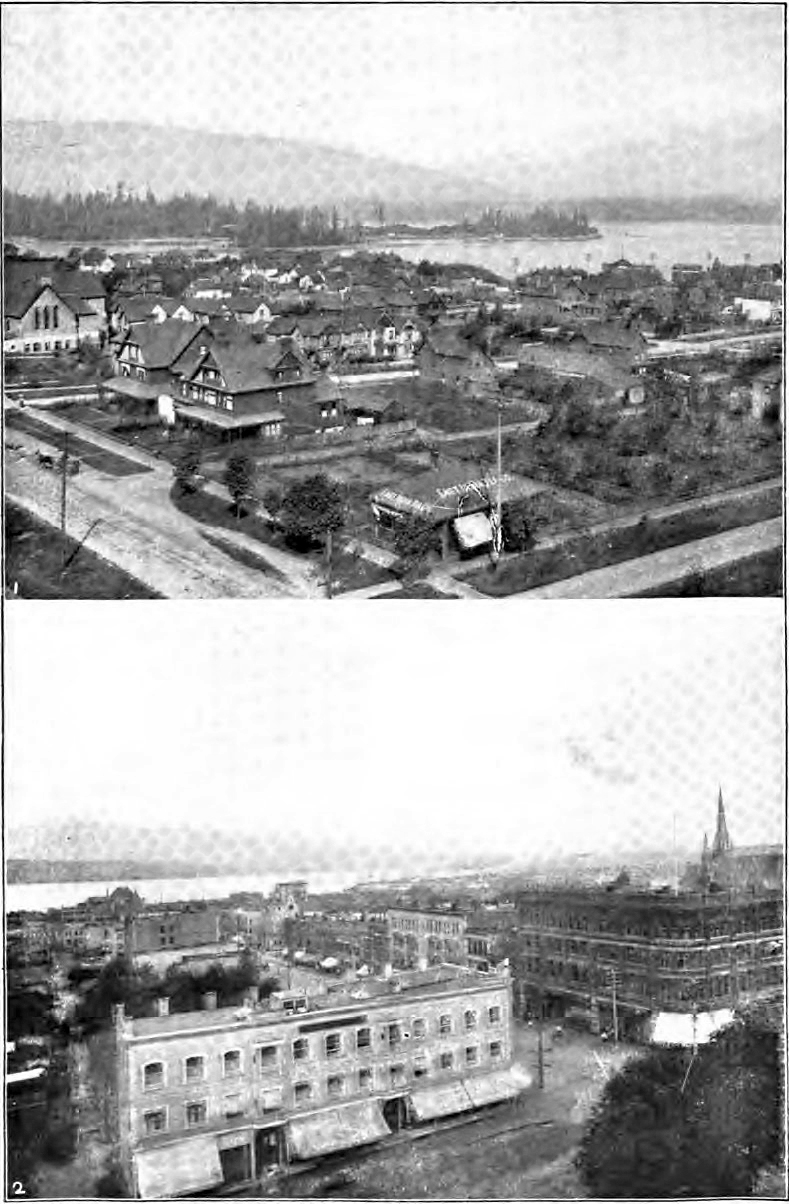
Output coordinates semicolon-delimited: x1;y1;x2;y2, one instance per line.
3;2;783;600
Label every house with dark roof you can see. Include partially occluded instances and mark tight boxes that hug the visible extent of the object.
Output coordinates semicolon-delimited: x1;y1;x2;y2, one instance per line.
113;320;211;387
225;295;272;327
418;329;498;393
172;330;327;437
4;256;107;354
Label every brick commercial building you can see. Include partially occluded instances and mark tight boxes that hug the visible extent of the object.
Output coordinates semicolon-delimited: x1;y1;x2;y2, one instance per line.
113;964;529;1197
387;907;467;968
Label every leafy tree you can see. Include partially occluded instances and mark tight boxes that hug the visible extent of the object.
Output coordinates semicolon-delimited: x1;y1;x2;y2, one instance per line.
173;444;202;494
223;451;257;517
576;1016;781;1198
392;514;441;578
279;473;345;550
262;486;283;519
501;498;532;552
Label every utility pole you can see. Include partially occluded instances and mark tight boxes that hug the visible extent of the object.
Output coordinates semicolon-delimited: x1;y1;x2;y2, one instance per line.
491;405;503;566
60;431;70;565
325;528;333;599
610;968;619;1044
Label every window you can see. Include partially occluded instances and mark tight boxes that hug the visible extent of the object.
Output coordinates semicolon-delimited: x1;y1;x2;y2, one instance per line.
356;1027;371;1051
224;1095;244;1118
53;306;59;329
358;1067;373;1091
488;1006;502;1025
34;308;40;330
489;1041;503;1062
292;1038;309;1061
387;1023;401;1048
413;1057;429;1079
464;1010;478;1032
327;1075;344;1098
43;306;50;330
389;1064;406;1088
257;1045;277;1072
295;1082;312;1104
465;1046;479;1066
439;1014;452;1036
440;1052;453;1071
143;1062;164;1090
144;1109;167;1135
185;1056;204;1083
412;1018;426;1040
223;1050;241;1078
186;1101;207;1128
325;1033;342;1059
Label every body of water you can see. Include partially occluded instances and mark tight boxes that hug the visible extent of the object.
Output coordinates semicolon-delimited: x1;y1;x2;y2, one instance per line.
6;871;363;914
11;222;782;279
362;221;783;278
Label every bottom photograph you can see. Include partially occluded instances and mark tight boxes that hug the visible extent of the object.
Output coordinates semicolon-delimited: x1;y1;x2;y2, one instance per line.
5;604;786;1200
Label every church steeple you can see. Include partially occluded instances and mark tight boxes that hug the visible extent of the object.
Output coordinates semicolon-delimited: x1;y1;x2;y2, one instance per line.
701;831;710;867
711;787;732;858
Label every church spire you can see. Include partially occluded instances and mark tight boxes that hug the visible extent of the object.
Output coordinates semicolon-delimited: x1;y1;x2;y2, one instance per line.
711;787;732;858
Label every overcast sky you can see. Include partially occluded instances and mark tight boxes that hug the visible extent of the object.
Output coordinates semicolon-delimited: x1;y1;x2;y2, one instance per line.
6;602;784;874
2;3;783;171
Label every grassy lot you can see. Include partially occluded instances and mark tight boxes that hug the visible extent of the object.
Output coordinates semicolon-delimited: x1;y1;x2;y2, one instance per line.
5;411;152;479
170;486;393;593
634;545;783;597
468;481;782;597
499;392;783;510
376;583;455;599
5;502;161;600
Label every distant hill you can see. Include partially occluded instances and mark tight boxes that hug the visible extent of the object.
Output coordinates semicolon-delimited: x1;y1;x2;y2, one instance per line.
459;117;784;211
6;858;219;885
2;119;501;218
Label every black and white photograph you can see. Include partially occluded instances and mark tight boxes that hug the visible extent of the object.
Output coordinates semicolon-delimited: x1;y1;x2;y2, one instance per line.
2;2;786;1202
2;2;783;600
4;605;786;1198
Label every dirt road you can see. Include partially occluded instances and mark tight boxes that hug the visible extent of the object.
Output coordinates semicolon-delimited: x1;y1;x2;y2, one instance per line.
6;433;322;599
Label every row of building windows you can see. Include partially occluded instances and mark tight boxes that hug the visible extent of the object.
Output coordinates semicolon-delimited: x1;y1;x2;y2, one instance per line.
142;1009;503;1090
141;1042;505;1137
9;339;76;354
520;910;781;940
34;305;60;330
391;917;464;936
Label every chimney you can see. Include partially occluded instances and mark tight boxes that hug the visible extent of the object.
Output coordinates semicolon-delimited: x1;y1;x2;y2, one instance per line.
156;997;169;1018
382;963;393;980
417;956;428;972
202;991;218;1011
112;1002;125;1028
245;985;260;1008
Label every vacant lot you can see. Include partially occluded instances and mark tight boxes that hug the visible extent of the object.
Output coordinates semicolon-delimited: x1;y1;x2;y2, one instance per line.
5;502;160;599
468;480;782;597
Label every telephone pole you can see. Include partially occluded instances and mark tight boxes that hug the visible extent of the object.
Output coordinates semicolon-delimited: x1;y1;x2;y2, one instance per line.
60;431;70;565
610;968;619;1044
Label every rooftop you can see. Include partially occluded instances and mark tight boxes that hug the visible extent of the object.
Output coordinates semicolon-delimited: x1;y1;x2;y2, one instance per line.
123;965;506;1042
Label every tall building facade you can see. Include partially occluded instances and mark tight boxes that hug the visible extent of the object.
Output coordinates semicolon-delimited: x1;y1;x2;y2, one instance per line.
114;965;528;1198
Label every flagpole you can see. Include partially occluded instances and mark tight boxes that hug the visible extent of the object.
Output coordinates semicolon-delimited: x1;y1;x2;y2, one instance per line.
492;404;502;566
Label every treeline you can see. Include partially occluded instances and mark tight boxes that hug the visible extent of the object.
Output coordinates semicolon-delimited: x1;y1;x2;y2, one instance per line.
3;187;362;248
473;204;597;238
580;194;782;224
71;952;280;1034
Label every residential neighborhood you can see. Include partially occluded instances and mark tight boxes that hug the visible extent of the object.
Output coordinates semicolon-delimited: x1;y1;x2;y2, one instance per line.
4;236;783;600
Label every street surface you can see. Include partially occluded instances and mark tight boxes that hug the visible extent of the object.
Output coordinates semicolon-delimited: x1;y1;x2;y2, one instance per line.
509;517;782;599
5;413;323;599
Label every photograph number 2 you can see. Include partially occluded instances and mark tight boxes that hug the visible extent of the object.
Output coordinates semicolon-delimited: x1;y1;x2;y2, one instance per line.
2;3;786;1204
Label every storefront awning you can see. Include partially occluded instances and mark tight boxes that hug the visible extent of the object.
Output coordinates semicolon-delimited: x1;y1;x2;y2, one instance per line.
463;1064;533;1108
453;512;493;551
135;1137;224;1198
649;1009;734;1047
409;1080;475;1122
287;1100;390;1160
